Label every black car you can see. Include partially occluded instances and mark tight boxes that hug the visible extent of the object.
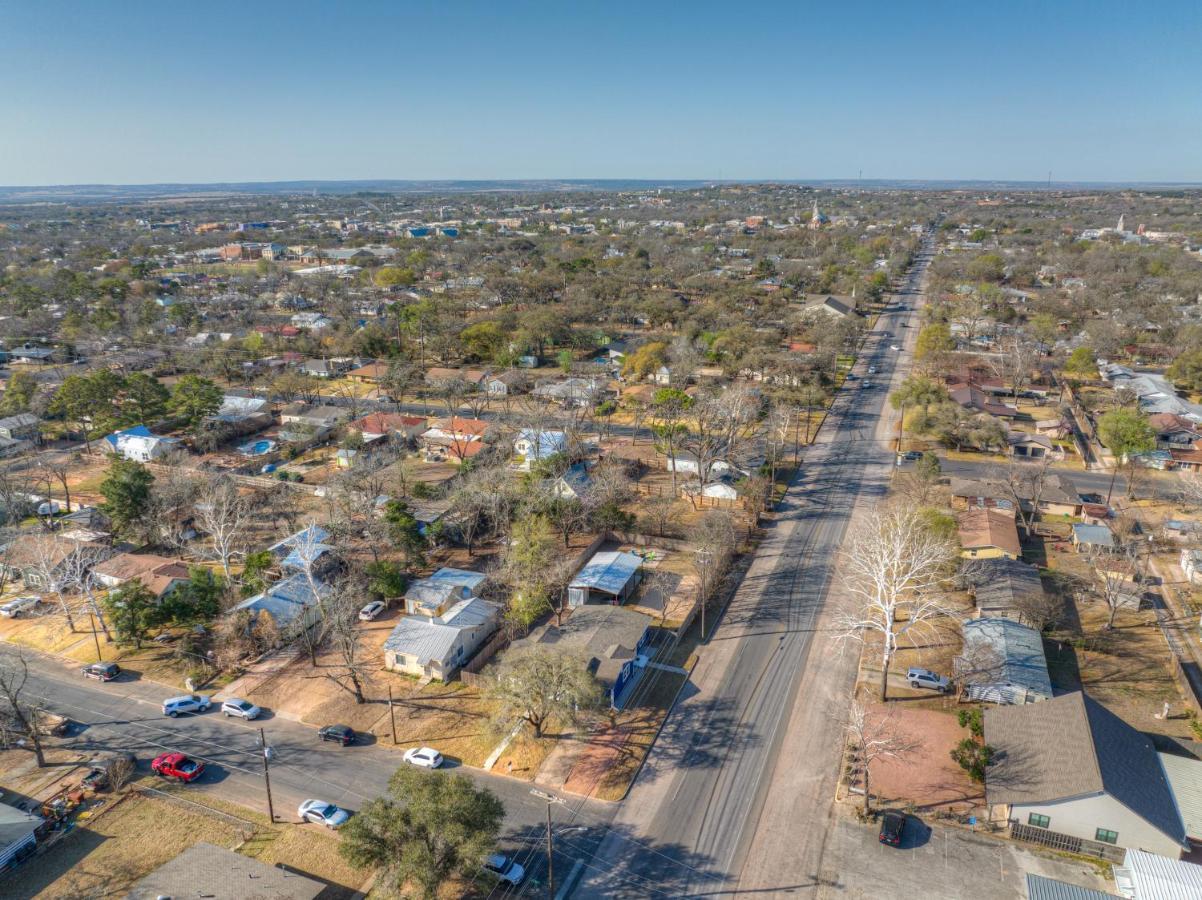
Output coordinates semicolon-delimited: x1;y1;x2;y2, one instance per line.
81;662;121;681
319;724;355;746
879;810;906;846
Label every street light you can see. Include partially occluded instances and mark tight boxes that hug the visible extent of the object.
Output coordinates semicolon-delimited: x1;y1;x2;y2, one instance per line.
531;788;567;898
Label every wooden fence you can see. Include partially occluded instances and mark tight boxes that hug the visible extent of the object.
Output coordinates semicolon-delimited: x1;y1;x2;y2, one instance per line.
458;630;510;686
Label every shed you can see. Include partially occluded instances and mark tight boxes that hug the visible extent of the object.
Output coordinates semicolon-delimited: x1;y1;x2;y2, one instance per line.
1072;523;1116;552
568;550;643;607
956;617;1052;704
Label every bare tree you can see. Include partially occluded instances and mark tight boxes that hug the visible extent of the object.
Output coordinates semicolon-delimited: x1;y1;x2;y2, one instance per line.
835;507;958;701
194;475;251;579
1002;455;1053;535
0;654;45;766
842;699;919;815
1084;541;1142;629
691;510;738;638
147;470;201;550
1011;587;1065;633
990;333;1039;402
323;579;370;704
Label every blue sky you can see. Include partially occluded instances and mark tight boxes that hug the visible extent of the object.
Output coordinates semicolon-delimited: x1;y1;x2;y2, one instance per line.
1;0;1199;185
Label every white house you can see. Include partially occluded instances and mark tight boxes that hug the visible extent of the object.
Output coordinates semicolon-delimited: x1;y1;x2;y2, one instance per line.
513;429;567;470
1181;549;1202;586
382;596;501;680
102;426;180;462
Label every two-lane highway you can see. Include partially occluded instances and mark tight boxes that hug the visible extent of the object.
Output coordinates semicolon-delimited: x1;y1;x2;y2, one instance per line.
574;236;936;897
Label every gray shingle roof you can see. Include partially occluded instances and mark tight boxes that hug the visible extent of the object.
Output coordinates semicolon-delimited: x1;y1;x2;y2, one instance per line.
964;558;1046;619
127;841;324;899
514;604;651;687
985;692;1187;847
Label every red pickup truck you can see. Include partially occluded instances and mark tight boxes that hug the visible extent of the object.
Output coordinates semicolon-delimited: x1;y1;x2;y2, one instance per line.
151;752;205;783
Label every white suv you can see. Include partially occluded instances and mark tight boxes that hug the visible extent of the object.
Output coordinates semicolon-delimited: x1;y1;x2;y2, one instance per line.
907;667;951;692
163;695;212;717
0;596;39;618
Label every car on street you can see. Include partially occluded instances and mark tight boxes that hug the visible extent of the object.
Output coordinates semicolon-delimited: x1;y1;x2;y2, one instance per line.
907;667;951;692
221;698;261;720
358;600;386;621
483;853;526;885
867;366;877;375
151;752;205;783
889;344;901;351
403;747;444;768
318;724;356;745
879;810;906;846
298;799;351;828
81;661;121;681
162;694;212;717
0;596;39;618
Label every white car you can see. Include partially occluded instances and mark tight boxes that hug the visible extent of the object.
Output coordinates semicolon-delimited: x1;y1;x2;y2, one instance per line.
162;695;212;717
907;667;951;692
0;596;39;618
890;344;901;351
221;698;261;720
867;366;877;375
483;853;526;885
298;799;350;828
403;747;444;769
358;600;386;621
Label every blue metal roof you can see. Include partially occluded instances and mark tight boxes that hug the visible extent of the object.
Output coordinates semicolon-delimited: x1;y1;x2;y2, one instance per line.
570;551;642;596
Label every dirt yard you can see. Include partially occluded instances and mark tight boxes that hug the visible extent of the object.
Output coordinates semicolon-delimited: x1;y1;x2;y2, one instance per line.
865;705;982;813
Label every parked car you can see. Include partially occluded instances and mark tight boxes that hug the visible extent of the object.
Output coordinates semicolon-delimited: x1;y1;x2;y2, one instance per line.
298;799;350;828
879;810;906;846
162;695;212;717
907;667;951;692
358;600;386;621
318;724;356;746
151;752;205;783
80;766;109;791
81;661;121;681
0;596;39;618
403;747;444;769
889;344;901;351
867;366;877;375
482;854;526;885
221;698;261;720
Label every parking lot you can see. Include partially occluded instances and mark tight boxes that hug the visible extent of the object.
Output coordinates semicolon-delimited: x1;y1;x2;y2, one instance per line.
815;816;1112;900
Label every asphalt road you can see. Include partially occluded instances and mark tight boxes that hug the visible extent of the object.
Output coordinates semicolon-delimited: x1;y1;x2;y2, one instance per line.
573;239;936;898
0;644;614;896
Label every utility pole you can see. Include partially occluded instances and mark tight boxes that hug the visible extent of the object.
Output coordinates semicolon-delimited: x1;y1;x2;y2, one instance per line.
89;610;102;662
388;684;397;744
260;728;275;822
531;789;566;898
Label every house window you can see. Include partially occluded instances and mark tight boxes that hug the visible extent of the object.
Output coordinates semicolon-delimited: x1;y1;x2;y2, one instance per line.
1094;828;1119;845
1027;813;1050;829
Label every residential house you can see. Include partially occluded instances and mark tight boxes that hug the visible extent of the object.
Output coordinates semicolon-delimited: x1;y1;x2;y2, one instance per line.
268;524;336;575
278;404;348;441
290;312;334;330
382;596;501;679
420;417;490;460
348;412;426;444
802;294;859;318
957;508;1022;560
956;617;1053;704
0;533;111;590
205;396;272;437
127;841;324;900
512;604;653;709
682;475;741;501
1113;849;1202;900
567;550;643;607
92;552;189;601
553;463;592;501
0;413;40;442
514;429;568;470
483;370;527;397
985;691;1188;859
666;451;748;480
7;343;55;365
346;361;389;384
949;474;1082;517
301;358;352;379
1148;413;1202;451
1072;523;1116;553
232;573;330;634
963;557;1047;621
102;425;181;462
1158;749;1202;845
532;377;609;407
404;568;485;615
1007;432;1064;461
948;383;1019;419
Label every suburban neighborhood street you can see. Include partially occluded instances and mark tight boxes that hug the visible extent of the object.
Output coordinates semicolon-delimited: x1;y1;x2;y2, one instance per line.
573;240;933;897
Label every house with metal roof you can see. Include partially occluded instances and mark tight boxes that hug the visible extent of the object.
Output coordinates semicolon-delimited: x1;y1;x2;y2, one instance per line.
1157;750;1202;844
512;604;653;708
0;800;41;870
963;557;1047;622
552;463;592;500
985;692;1188;860
102;425;181;462
513;429;567;470
404;567;487;616
956;617;1052;704
1024;874;1117;900
1113;848;1202;899
233;573;330;632
383;596;500;680
567;550;643;607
